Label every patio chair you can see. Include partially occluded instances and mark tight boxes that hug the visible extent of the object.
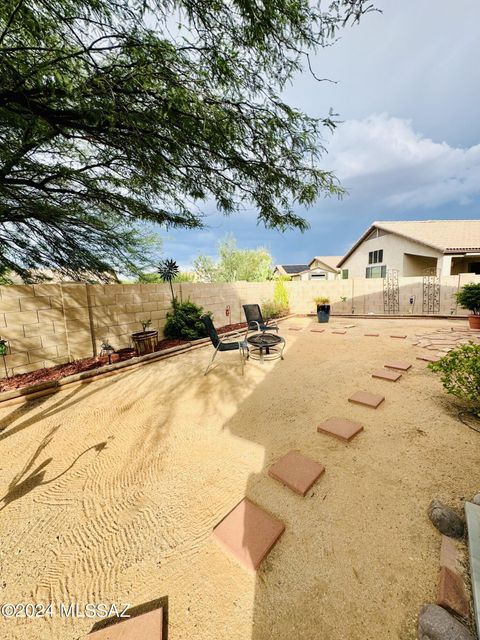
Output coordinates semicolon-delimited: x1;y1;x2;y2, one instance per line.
242;304;279;334
201;314;249;375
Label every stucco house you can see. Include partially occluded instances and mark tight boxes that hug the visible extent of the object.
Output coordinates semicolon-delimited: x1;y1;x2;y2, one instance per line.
337;220;480;278
274;257;341;280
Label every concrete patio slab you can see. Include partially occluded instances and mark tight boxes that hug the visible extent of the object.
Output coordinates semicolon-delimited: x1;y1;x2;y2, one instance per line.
268;450;325;496
390;335;407;339
365;333;379;337
384;361;412;371
310;327;325;333
86;608;163;639
288;327;302;331
348;391;385;409
332;330;346;334
372;369;402;382
212;498;285;572
317;417;364;441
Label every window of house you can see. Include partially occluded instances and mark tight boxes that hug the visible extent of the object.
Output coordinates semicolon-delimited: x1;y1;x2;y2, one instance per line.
368;249;384;264
366;265;387;278
310;273;326;279
341;269;349;279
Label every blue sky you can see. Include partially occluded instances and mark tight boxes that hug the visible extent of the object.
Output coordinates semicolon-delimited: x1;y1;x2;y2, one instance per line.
161;0;480;269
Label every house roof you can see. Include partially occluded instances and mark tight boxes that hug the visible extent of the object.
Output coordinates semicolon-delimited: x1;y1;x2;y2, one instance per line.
274;264;309;275
308;256;343;272
337;219;480;267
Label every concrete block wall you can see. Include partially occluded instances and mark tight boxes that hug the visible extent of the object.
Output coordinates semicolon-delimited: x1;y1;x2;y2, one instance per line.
1;274;479;377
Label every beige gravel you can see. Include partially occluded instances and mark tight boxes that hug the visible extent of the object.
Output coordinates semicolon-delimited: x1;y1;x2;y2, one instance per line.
0;317;478;640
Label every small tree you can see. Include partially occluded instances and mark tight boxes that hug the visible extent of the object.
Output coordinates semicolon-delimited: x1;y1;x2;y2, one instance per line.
455;283;480;315
194;236;273;282
158;259;180;301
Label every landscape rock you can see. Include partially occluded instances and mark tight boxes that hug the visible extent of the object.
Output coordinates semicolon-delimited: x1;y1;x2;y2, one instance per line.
428;500;465;538
472;493;480;506
418;604;474;640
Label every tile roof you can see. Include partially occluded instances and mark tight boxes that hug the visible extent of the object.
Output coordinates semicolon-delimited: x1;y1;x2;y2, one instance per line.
338;219;480;266
309;256;343;270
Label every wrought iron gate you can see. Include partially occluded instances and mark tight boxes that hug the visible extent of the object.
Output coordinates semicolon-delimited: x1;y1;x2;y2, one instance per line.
422;268;440;314
383;269;400;314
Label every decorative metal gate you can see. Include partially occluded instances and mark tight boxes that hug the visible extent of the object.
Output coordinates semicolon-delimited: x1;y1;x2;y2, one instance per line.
422;268;440;314
383;269;400;314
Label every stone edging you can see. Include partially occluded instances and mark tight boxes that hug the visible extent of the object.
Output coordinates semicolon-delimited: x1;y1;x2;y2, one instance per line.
0;315;296;407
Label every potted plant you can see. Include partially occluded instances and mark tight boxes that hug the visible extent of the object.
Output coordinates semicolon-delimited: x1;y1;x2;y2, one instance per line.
131;319;158;355
455;283;480;330
314;296;331;323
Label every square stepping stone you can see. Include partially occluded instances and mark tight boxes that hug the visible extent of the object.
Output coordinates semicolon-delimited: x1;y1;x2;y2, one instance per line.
384;361;412;371
87;608;163;639
310;327;325;333
364;333;379;337
372;369;402;382
416;355;440;363
390;334;407;339
344;324;356;328
288;326;302;331
348;391;385;409
332;330;346;334
212;498;285;572
317;417;364;442
268;450;325;496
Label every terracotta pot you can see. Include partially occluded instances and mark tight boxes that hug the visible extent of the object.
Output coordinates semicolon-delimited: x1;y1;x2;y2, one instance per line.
468;314;480;331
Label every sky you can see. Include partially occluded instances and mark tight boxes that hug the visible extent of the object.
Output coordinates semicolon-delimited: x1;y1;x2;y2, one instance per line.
161;0;480;269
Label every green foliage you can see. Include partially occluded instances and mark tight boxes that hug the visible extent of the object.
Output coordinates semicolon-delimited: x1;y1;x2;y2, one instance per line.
136;271;195;284
314;296;330;305
274;279;289;309
139;319;152;332
0;0;376;280
261;300;290;321
163;299;208;340
455;283;480;315
428;342;480;416
193;236;274;282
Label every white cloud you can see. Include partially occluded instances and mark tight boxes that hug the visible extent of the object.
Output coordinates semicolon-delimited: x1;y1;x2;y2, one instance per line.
326;113;480;209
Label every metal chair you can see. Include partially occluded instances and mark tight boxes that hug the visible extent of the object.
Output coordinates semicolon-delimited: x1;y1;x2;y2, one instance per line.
242;304;279;334
201;314;249;375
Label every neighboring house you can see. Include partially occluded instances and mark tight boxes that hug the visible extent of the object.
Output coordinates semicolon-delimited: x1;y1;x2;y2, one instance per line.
273;257;341;280
273;264;309;278
337;220;480;278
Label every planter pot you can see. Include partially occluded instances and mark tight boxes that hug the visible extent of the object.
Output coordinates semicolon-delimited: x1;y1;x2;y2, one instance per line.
316;304;331;323
131;330;159;355
468;314;480;331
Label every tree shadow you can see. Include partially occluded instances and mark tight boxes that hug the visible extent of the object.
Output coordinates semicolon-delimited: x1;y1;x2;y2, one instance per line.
0;421;109;511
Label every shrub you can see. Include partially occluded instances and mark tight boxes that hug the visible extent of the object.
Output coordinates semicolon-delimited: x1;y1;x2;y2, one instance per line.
455;283;480;315
314;296;330;305
273;279;289;311
261;300;289;321
428;342;480;416
163;299;208;340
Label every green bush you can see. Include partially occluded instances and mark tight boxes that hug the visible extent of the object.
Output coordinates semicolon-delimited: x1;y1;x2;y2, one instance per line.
261;299;289;321
455;283;480;314
274;279;289;309
163;299;208;340
313;296;329;305
428;342;480;416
